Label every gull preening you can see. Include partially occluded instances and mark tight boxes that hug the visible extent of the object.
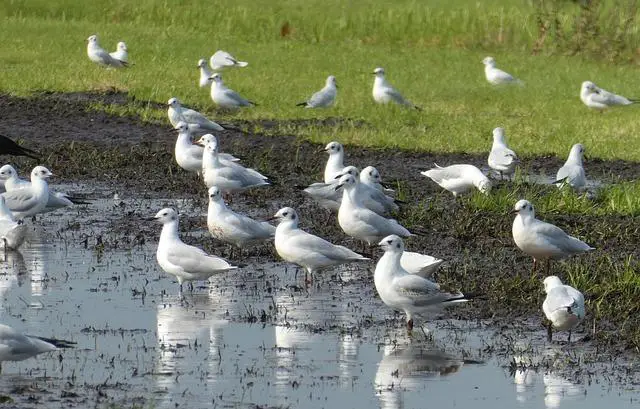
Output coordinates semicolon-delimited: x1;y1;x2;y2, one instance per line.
302;165;359;211
512;199;594;274
152;208;237;291
542;275;585;342
167;97;224;132
554;143;586;189
0;196;27;249
0;323;75;371
197;59;213;88
297;75;337;108
207;186;275;248
580;81;637;111
271;207;368;281
209;50;248;71
372;67;421;109
201;138;269;194
209;73;256;109
374;235;471;331
482;57;522;86
109;41;128;64
0;166;52;220
322;141;346;183
337;174;413;245
421;164;491;196
86;34;127;68
488;127;518;179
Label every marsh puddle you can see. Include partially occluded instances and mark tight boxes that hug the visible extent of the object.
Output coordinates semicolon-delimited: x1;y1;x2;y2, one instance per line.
0;187;636;408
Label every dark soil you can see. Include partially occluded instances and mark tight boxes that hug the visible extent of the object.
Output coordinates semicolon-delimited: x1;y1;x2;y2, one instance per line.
1;91;639;352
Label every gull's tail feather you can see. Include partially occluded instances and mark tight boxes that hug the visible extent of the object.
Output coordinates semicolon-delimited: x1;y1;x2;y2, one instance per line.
32;336;76;349
66;195;93;205
296;102;308;107
408;227;429;236
445;291;482;303
236;61;249;67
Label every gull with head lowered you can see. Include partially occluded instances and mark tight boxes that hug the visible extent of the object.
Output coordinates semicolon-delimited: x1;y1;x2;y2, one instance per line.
554;143;586;190
580;81;637;111
209;50;248;71
421;164;491;196
542;275;585;343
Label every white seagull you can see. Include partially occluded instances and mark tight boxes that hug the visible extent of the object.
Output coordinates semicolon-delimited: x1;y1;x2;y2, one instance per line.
421;164;491;196
271;207;368;281
201;138;269;194
0;166;52;220
302;166;359;211
197;58;213;88
360;166;394;194
167;97;224;132
207;186;275;248
0;196;27;250
0;324;75;372
86;35;127;68
152;208;237;291
488;127;518;179
482;57;522;86
109;41;128;64
336;167;398;216
209;50;248;71
374;235;471;331
554;143;586;189
209;73;256;109
173;124;238;174
297;75;337;108
542;275;585;343
372;67;421;109
322;141;346;184
512;199;594;275
580;81;637;111
337;174;413;245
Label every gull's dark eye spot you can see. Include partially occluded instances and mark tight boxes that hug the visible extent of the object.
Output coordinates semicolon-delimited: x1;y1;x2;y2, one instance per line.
283;212;288;217
387;239;392;244
396;243;401;249
292;214;296;219
369;171;373;176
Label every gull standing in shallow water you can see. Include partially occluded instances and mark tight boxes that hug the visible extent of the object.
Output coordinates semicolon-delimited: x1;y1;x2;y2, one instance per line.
580;81;637;111
512;199;594;275
197;59;213;88
209;73;256;109
554;143;586;190
152;208;236;292
297;75;337;108
482;57;522;86
372;67;421;109
542;275;585;342
207;186;275;248
488;127;518;179
0;196;27;250
271;207;368;281
1;166;52;220
421;164;491;196
86;35;127;68
167;97;224;132
209;50;248;71
0;323;75;372
374;235;472;332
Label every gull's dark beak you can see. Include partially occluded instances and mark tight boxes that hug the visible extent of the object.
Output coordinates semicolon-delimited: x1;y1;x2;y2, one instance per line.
317;147;328;153
334;173;344;180
509;209;518;215
334;184;344;191
265;215;278;222
144;216;157;222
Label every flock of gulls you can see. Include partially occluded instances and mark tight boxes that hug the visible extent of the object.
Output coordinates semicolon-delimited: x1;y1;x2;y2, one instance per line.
0;33;630;371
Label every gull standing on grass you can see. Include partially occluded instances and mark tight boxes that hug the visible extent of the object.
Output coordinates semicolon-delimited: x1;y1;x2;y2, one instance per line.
167;97;224;132
209;50;249;71
421;164;491;196
201;138;269;194
109;41;128;64
0;323;75;372
372;67;421;109
374;235;471;332
297;75;337;108
482;57;522;86
301;166;359;211
322;141;347;184
271;207;368;281
197;59;213;88
542;275;585;343
86;35;127;68
511;199;594;275
0;196;27;250
207;186;275;248
209;73;256;109
488;127;518;179
337;174;415;245
152;208;237;292
580;81;638;111
554;143;586;190
1;166;52;220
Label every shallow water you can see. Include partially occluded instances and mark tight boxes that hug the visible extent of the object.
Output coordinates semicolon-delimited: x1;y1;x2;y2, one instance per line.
0;188;637;408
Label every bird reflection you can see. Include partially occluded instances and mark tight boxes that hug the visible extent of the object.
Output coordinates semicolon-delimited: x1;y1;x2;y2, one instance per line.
543;373;585;408
375;342;463;409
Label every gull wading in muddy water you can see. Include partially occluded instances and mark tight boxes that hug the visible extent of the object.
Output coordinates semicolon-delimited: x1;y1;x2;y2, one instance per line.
542;275;585;343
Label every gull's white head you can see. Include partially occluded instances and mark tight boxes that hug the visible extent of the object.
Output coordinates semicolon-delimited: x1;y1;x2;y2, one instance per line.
272;207;298;225
477;178;492;194
326;75;337;87
204;139;219;154
197;58;207;68
378;234;405;253
513;199;535;217
482;57;496;67
360;166;381;184
568;143;585;161
31;166;53;180
87;34;98;44
197;133;217;146
167;97;181;108
117;41;127;51
581;81;597;93
336;165;359;180
154;207;178;224
0;165;17;180
336;174;357;191
492;127;506;143
208;186;223;203
209;73;223;84
543;275;564;293
324;141;343;156
373;67;385;77
174;121;189;133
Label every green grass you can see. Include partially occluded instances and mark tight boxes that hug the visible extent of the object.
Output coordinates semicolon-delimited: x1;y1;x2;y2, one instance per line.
1;0;640;161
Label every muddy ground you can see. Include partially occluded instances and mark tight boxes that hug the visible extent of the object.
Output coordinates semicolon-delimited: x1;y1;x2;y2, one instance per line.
0;91;639;352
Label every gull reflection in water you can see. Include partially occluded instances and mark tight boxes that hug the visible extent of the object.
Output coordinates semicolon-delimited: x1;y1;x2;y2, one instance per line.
543;373;585;408
375;342;464;409
0;250;26;308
